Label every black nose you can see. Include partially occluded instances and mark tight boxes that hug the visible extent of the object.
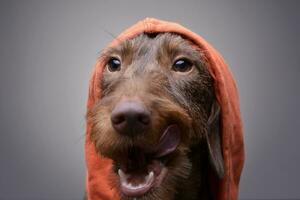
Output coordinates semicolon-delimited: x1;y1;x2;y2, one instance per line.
111;101;151;136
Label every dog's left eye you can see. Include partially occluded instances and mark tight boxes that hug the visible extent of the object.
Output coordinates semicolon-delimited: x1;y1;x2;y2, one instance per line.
172;58;193;73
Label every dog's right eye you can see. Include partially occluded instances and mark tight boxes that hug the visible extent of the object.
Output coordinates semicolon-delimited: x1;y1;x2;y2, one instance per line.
107;58;121;72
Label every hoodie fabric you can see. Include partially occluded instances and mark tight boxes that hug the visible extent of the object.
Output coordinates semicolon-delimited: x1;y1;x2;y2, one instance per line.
85;18;245;200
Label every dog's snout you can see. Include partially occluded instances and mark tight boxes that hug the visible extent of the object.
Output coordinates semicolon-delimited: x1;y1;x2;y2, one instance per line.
111;101;150;136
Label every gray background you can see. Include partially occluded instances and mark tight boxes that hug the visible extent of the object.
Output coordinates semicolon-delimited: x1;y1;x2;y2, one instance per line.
0;0;299;199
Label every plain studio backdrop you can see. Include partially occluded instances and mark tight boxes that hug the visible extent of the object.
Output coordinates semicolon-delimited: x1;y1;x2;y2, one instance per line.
0;0;299;199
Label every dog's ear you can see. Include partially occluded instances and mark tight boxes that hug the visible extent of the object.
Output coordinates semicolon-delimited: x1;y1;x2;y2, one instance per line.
206;101;225;179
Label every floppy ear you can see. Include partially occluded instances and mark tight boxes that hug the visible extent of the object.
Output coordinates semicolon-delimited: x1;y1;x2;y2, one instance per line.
206;101;225;179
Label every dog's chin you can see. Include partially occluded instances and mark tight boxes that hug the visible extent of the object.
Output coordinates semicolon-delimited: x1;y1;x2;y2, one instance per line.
112;124;182;199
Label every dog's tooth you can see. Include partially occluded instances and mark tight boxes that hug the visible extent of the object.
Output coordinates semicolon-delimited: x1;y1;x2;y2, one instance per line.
137;184;144;189
145;171;154;184
149;171;154;179
118;169;123;178
133;184;140;189
118;169;129;184
128;183;134;189
126;183;131;188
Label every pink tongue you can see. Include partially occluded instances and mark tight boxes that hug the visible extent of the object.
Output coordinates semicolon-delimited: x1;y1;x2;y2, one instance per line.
154;125;181;158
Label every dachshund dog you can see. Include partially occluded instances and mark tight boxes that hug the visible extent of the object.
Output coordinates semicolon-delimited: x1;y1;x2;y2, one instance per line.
87;33;224;200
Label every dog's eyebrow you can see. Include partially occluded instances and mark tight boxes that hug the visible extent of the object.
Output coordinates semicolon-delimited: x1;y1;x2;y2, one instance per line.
99;45;127;59
99;40;137;65
176;46;203;60
156;33;206;65
99;34;155;66
99;47;115;62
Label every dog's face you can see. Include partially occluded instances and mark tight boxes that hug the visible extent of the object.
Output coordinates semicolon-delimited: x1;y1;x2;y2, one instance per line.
88;33;224;200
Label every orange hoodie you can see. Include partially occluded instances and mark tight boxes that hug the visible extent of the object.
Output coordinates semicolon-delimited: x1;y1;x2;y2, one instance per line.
85;18;245;200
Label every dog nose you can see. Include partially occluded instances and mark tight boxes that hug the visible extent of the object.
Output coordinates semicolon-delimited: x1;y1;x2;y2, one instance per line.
111;101;151;136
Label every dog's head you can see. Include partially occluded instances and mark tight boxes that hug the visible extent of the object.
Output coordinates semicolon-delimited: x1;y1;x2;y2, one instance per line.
88;33;224;200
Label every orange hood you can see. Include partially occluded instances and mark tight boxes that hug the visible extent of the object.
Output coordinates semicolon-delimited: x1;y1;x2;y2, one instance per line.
85;18;245;200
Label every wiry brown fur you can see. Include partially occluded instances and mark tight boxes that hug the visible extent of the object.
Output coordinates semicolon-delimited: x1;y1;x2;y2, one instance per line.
87;33;221;200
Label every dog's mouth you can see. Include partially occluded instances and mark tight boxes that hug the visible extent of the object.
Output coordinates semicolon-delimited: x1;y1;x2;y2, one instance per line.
115;124;181;197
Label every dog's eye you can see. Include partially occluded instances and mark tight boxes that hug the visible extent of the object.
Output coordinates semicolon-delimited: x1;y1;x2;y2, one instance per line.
107;58;121;72
172;58;193;73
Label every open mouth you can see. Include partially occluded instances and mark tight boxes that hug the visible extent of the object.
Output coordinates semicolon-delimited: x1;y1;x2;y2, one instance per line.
116;124;181;197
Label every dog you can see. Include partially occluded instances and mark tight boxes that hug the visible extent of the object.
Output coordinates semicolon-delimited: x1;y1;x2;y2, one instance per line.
87;33;224;200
